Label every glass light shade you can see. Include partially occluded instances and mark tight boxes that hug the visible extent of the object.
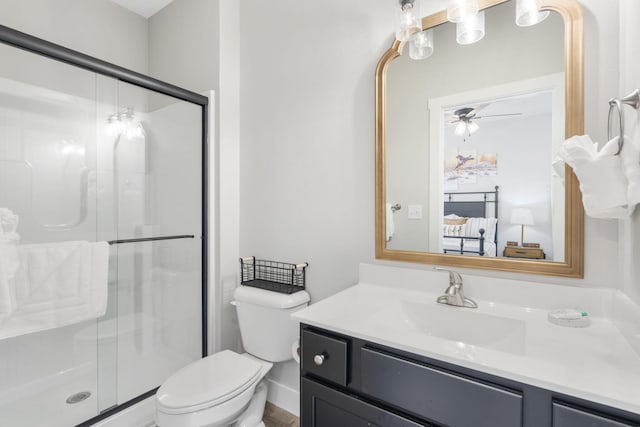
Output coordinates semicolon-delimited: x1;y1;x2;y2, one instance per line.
467;120;479;134
454;122;466;136
409;29;434;60
516;0;550;27
447;0;479;23
396;1;421;42
456;11;485;45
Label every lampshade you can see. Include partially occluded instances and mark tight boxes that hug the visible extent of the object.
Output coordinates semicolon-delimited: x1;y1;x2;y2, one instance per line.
409;29;434;60
396;0;421;42
456;11;485;45
510;207;534;225
447;0;479;23
467;121;479;134
515;0;550;27
454;121;466;136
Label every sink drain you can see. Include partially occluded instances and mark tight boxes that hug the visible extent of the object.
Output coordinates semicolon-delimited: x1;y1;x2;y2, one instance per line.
66;391;91;404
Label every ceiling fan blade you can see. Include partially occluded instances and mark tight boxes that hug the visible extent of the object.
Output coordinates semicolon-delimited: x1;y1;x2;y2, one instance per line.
469;103;491;116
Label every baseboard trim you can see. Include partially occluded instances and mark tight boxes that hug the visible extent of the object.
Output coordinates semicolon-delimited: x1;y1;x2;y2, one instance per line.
266;378;300;417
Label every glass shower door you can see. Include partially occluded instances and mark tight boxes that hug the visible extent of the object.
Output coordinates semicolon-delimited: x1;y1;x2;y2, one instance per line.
0;35;205;426
103;81;203;407
0;43;102;426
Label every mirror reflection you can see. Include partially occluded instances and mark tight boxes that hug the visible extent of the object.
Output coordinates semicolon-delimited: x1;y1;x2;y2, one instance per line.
384;0;566;262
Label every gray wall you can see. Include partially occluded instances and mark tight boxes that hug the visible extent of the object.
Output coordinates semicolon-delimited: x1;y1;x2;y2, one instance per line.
619;0;640;305
0;0;148;74
148;0;219;94
236;0;625;405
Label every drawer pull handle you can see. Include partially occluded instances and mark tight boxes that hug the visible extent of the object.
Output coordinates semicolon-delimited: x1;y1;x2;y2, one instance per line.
314;353;326;366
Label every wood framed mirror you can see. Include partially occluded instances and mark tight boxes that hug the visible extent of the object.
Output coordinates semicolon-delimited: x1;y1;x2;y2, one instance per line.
375;0;584;277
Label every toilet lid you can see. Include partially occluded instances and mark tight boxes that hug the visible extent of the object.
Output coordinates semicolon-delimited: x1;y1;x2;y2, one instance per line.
156;350;264;413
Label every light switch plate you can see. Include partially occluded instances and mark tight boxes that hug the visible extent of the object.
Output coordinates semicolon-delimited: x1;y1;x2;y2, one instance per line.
408;204;423;219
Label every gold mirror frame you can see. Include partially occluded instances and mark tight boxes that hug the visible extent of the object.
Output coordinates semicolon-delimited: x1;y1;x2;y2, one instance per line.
375;0;584;277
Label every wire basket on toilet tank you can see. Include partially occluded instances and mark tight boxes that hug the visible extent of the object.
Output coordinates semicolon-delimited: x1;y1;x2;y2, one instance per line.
239;256;308;294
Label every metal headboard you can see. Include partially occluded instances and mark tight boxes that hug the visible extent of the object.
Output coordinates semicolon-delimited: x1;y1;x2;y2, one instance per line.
444;185;499;247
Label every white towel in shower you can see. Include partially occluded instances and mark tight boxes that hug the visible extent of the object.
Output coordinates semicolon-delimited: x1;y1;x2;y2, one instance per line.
386;203;395;242
558;135;633;218
0;241;109;340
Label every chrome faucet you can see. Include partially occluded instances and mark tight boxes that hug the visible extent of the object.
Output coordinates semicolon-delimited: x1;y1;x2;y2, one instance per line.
434;267;478;309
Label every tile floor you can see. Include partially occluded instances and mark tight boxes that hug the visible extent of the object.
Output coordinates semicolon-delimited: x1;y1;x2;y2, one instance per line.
263;402;299;427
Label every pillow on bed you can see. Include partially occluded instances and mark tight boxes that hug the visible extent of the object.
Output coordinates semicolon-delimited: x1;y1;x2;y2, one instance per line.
444;218;467;225
464;217;497;241
443;214;468;225
443;224;466;237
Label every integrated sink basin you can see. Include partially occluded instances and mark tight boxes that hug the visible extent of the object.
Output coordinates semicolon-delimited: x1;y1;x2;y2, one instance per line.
373;300;526;355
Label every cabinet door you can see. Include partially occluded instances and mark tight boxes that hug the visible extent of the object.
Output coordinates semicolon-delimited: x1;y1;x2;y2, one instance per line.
553;403;638;427
301;378;428;427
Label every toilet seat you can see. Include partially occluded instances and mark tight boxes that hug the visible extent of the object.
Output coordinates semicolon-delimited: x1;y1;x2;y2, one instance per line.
156;350;265;415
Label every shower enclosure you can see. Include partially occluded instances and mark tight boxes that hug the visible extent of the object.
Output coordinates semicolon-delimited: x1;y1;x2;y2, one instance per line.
0;26;207;426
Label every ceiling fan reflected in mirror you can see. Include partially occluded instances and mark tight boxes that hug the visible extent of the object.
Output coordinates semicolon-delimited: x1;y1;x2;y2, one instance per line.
448;104;523;137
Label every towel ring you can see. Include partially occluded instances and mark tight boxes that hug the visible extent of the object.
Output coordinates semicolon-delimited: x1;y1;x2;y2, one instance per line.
390;203;401;212
607;89;640;155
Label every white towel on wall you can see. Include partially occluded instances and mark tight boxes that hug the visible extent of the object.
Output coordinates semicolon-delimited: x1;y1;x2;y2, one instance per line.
558;135;634;219
386;203;395;242
0;241;109;340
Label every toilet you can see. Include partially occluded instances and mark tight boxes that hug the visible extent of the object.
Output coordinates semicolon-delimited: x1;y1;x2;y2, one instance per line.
155;286;310;427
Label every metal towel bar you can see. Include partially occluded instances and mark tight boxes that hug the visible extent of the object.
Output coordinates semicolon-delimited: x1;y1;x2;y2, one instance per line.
108;235;195;245
608;88;640;155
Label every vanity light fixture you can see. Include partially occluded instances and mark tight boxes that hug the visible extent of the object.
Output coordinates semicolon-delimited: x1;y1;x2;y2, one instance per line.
396;0;421;42
446;0;479;23
456;10;485;45
409;29;434;60
515;0;550;27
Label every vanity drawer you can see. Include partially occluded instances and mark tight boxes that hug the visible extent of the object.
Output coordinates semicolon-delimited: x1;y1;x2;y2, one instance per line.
301;329;348;386
360;346;523;427
553;403;637;427
302;378;427;427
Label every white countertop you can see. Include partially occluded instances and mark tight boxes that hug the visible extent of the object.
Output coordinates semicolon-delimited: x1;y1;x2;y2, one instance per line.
293;264;640;415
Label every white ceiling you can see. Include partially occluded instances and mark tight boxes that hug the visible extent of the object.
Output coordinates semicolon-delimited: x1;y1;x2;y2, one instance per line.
109;0;175;18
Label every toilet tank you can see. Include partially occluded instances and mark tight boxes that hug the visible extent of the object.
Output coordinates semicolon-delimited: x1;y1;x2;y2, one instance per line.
233;286;310;363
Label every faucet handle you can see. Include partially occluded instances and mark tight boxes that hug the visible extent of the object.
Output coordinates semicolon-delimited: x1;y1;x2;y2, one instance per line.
434;267;462;285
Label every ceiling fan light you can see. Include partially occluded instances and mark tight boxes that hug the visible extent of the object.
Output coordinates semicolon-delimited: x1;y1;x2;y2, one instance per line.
396;0;422;42
467;121;480;134
455;122;467;136
456;10;485;45
516;0;550;27
409;29;434;60
447;0;479;23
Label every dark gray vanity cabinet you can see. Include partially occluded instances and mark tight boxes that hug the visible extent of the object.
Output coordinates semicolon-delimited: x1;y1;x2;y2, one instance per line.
300;324;640;427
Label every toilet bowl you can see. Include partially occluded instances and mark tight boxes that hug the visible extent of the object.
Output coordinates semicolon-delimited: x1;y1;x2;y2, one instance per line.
156;286;310;427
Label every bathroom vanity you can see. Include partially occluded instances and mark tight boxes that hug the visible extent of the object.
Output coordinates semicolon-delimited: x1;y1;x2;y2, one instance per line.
294;264;640;427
